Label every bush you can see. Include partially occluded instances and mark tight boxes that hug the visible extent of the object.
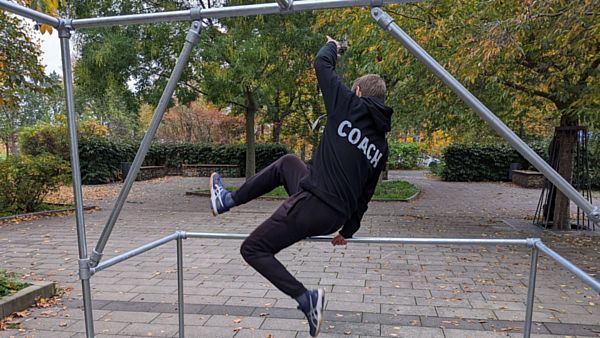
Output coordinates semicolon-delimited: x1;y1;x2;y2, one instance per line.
0;154;70;213
442;142;548;182
19;118;108;160
78;138;289;184
389;142;421;169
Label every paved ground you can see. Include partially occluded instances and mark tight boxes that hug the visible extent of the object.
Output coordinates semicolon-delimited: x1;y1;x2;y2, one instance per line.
1;171;599;338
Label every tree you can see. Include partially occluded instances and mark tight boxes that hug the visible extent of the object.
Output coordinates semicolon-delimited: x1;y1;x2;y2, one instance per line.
317;1;598;228
198;2;322;178
0;11;48;155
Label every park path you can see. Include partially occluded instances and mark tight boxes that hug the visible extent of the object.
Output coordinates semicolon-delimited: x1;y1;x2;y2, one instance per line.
1;171;599;338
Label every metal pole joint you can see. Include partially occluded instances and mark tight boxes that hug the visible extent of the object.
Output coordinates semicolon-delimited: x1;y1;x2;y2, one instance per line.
185;21;202;45
276;0;294;11
371;7;394;30
79;259;92;280
176;230;188;240
57;19;73;38
591;206;600;224
89;250;103;268
190;8;202;20
526;238;542;248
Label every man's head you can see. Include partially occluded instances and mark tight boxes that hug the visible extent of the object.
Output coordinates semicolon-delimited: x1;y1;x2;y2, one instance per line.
351;74;386;100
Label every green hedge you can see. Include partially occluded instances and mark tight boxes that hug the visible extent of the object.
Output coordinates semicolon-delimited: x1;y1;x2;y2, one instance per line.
442;142;548;182
78;138;289;184
389;142;421;169
0;155;70;213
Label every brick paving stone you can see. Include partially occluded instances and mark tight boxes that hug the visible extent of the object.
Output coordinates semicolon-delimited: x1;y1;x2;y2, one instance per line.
326;301;380;313
443;328;511;337
118;322;178;337
381;325;444;337
3;172;600;338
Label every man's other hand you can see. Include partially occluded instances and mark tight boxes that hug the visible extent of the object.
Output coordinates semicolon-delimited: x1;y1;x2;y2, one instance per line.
331;234;347;246
326;35;342;56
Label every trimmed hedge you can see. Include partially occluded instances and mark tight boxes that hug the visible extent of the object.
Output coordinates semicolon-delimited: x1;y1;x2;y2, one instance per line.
78;138;289;184
389;142;421;169
442;142;548;182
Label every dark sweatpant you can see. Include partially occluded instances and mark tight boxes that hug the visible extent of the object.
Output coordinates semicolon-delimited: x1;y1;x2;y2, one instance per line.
232;155;346;298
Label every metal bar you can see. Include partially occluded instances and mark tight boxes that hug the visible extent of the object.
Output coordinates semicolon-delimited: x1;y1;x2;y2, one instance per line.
0;0;60;27
535;242;600;293
89;22;202;268
523;246;539;338
91;232;180;274
186;232;533;246
70;0;424;29
370;7;600;225
276;0;293;10
177;237;185;338
59;28;94;338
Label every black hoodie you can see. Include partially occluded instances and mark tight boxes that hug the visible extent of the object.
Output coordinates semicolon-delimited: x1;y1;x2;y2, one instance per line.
299;42;394;238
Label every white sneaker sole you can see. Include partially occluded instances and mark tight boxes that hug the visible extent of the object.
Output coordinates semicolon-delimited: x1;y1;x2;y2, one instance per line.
209;172;218;216
314;288;325;337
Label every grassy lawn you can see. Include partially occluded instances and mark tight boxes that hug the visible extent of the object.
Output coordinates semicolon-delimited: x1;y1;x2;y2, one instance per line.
0;271;30;299
0;203;74;218
197;179;419;201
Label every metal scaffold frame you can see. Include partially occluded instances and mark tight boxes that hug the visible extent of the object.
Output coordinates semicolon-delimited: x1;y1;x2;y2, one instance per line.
1;1;599;337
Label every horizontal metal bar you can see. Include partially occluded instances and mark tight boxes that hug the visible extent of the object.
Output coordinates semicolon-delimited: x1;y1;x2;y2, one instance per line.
0;0;61;27
185;232;533;246
71;0;424;30
91;232;180;274
535;241;600;293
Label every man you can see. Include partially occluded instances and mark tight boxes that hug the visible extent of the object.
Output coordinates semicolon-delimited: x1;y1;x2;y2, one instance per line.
210;36;393;337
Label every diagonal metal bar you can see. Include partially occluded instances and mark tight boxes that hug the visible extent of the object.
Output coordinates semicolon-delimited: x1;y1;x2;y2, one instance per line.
88;22;202;268
0;0;60;27
370;7;600;225
70;0;426;30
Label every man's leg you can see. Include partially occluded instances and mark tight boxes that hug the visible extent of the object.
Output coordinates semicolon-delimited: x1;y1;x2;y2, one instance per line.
232;154;308;205
210;154;307;216
240;193;345;337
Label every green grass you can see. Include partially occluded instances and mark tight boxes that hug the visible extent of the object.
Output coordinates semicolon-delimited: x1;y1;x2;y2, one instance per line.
0;203;74;218
198;180;419;201
0;270;30;298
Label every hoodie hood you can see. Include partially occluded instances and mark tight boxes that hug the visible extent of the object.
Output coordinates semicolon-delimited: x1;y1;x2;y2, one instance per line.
361;96;393;133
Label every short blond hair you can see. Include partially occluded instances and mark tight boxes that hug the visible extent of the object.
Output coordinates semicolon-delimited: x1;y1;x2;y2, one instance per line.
351;74;386;99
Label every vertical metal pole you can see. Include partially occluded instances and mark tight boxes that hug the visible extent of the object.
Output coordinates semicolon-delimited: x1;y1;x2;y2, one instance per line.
59;23;95;338
524;246;539;338
89;21;203;267
177;236;185;338
370;7;600;225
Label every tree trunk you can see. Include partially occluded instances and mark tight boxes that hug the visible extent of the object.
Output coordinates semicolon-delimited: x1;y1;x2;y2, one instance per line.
8;133;19;156
552;115;577;230
244;88;256;180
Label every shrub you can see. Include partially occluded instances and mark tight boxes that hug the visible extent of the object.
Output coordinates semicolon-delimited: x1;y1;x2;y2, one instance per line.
0;154;70;213
590;134;600;189
389;142;421;169
442;142;548;182
77;139;289;184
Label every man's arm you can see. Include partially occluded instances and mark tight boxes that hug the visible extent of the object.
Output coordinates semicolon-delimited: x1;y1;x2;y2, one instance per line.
314;38;354;115
336;154;388;241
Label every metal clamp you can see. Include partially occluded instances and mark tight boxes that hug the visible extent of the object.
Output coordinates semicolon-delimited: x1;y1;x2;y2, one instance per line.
176;230;188;240
57;18;73;38
276;0;294;11
79;258;92;280
526;238;542;248
185;21;202;44
89;249;103;268
591;206;600;224
371;7;394;30
190;7;202;20
370;0;384;7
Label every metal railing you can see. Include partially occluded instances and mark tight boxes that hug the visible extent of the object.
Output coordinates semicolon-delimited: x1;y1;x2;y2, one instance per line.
88;231;600;338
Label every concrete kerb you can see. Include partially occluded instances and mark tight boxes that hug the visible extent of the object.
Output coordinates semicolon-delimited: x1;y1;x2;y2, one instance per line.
0;281;56;319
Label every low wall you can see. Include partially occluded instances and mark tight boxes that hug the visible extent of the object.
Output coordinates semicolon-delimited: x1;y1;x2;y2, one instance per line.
512;170;545;189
